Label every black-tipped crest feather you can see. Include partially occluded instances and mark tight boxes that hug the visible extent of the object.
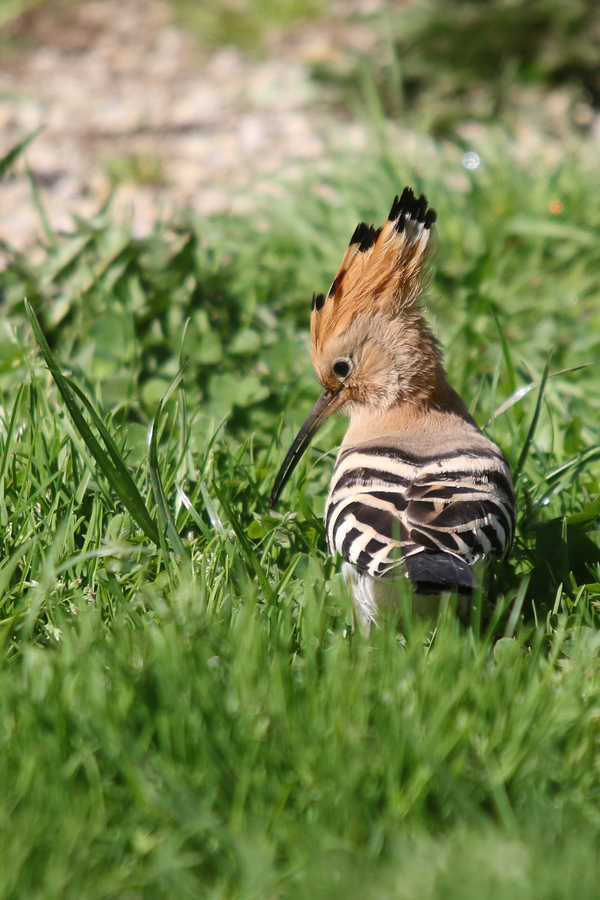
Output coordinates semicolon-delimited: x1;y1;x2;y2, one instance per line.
358;225;380;252
349;222;372;246
389;187;437;229
310;186;439;351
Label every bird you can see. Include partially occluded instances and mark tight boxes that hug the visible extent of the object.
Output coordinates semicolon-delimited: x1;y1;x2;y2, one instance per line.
269;187;515;625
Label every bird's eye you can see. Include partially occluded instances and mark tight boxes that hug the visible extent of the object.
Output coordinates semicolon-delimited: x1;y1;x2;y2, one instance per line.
332;358;352;379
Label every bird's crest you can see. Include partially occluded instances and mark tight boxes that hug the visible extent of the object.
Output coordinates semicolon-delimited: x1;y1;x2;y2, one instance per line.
310;188;437;354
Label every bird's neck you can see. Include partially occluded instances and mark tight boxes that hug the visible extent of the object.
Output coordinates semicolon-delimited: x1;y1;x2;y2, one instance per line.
344;379;477;447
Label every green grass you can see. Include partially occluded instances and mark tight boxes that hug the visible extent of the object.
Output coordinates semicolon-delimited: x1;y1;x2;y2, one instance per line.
1;119;600;897
311;0;600;134
170;0;329;51
0;0;330;56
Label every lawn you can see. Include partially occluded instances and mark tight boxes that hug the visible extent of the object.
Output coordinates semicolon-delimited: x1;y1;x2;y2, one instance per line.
1;8;600;895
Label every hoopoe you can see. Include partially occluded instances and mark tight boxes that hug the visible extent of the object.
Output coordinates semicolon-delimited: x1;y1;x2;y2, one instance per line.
269;188;515;624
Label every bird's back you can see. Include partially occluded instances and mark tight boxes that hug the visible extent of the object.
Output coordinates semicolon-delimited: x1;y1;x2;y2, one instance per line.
325;413;515;610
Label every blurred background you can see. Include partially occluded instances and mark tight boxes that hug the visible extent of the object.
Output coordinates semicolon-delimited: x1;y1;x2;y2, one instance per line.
2;0;599;254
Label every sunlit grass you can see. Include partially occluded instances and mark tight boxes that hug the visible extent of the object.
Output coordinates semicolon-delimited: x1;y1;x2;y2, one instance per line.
1;121;600;896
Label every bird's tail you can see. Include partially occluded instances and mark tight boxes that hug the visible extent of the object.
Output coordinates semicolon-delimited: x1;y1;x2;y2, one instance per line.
403;550;475;596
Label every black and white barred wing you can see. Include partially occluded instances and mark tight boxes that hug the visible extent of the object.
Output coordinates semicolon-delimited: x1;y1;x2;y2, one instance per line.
405;457;515;565
326;445;515;584
325;447;413;577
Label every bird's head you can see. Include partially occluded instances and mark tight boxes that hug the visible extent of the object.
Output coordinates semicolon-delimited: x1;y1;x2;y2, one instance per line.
270;188;444;506
311;309;444;412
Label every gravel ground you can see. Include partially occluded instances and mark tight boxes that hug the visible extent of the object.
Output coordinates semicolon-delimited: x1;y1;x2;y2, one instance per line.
0;0;379;257
1;0;598;261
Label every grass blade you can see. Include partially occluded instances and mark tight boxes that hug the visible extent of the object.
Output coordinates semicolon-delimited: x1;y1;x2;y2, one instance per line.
492;310;517;396
175;484;211;538
487;363;591;425
147;368;187;557
55;544;153;576
27;162;58;249
504;574;530;638
25;299;160;545
567;495;600;530
215;489;275;603
0;383;25;525
0;127;43;181
512;353;552;487
65;378;162;545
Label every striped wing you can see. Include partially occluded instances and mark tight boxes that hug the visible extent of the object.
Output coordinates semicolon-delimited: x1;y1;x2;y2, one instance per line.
326;444;515;582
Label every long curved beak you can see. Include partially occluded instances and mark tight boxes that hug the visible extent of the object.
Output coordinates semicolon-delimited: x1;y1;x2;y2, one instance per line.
269;389;346;508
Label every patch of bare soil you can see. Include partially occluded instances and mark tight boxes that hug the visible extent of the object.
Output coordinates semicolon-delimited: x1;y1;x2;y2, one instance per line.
0;0;375;256
1;0;597;261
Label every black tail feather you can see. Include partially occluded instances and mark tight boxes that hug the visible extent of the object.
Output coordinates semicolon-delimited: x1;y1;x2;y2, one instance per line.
403;550;475;596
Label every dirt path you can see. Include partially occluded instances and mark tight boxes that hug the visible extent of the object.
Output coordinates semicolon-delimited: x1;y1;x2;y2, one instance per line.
2;1;597;262
0;0;374;256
